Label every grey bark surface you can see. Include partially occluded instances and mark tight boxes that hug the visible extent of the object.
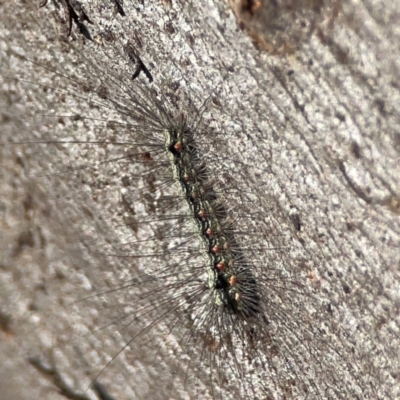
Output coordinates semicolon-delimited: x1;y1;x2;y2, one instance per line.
1;1;399;400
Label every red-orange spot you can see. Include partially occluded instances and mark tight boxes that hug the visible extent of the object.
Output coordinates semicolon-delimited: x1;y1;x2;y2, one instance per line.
206;228;214;237
212;245;220;254
198;209;206;219
217;261;226;271
174;141;183;152
229;276;237;286
142;151;152;161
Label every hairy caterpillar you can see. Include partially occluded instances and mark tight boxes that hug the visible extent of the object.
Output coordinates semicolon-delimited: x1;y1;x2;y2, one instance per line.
1;1;397;400
0;44;364;400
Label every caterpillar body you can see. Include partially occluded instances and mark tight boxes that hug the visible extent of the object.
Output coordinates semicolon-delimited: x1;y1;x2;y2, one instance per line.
165;123;260;318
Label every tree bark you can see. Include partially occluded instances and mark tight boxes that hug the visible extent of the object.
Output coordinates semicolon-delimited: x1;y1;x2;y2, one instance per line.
0;1;399;399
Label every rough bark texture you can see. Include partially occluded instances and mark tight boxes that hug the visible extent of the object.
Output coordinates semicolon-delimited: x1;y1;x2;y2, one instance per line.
1;1;399;399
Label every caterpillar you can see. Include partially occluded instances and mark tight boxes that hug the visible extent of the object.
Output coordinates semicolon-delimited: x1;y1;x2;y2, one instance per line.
1;1;395;400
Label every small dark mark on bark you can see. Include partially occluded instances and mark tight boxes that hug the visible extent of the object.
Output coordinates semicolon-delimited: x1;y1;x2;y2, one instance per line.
289;206;301;231
342;282;351;294
41;0;93;40
335;111;346;122
110;0;126;16
349;141;361;159
124;43;153;83
0;311;12;334
12;230;35;257
164;20;175;35
373;98;386;116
